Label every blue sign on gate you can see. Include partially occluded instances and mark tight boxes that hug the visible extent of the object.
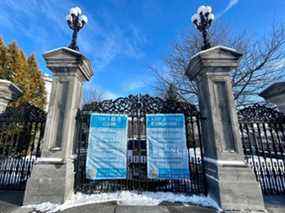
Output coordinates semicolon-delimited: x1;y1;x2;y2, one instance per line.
86;113;128;180
146;114;190;179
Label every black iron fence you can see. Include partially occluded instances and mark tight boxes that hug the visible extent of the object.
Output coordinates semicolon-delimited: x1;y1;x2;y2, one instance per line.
238;104;285;195
74;95;207;195
0;104;46;190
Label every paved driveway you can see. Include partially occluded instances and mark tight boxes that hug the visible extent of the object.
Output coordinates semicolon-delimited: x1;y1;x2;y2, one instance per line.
0;191;24;213
2;191;285;213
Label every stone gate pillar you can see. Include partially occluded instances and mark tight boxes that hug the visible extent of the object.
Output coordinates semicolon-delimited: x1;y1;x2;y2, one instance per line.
186;46;265;212
24;47;93;204
0;79;22;112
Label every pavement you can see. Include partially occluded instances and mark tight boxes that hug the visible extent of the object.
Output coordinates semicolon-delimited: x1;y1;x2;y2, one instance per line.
59;204;216;213
11;203;216;213
264;195;285;213
0;191;24;213
0;190;284;213
0;191;216;213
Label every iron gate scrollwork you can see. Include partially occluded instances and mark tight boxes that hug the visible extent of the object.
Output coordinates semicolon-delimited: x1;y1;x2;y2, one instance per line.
238;104;285;195
74;94;207;195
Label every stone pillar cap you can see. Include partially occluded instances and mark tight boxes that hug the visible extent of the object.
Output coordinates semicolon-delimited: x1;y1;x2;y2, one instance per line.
259;81;285;99
43;47;93;81
186;45;243;80
0;79;23;101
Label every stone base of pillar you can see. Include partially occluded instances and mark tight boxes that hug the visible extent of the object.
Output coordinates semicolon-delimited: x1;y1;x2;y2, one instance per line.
206;160;266;212
24;158;68;205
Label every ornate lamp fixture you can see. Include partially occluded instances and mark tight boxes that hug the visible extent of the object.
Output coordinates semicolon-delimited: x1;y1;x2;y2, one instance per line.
191;5;214;50
66;6;88;51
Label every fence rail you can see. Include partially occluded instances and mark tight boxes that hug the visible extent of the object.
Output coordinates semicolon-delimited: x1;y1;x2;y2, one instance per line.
74;95;207;195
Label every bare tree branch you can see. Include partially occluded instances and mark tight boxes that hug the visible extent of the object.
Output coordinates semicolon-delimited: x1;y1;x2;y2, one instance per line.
153;23;285;107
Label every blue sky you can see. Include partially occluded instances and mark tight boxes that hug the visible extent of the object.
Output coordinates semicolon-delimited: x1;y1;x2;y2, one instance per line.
0;0;285;99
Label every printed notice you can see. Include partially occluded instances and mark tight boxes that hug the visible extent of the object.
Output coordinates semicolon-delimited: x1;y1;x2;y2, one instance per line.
146;114;190;179
86;113;128;180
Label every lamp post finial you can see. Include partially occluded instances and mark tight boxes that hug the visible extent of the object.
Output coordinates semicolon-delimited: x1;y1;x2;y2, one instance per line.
66;6;88;51
191;5;214;50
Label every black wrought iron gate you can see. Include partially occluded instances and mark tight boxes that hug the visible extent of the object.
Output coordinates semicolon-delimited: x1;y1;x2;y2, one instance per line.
239;104;285;195
0;104;46;190
74;95;207;195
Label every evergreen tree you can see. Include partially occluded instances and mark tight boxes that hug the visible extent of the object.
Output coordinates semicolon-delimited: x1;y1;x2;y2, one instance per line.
27;54;47;109
0;39;47;110
8;43;31;107
164;83;179;102
5;42;19;82
0;38;15;81
0;37;7;79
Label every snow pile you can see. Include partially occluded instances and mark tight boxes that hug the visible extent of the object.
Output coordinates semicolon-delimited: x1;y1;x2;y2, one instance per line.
24;191;220;213
25;202;60;213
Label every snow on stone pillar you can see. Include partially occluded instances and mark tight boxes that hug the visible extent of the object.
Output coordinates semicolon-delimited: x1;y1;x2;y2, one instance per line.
24;47;93;205
259;82;285;114
0;79;22;112
186;46;265;212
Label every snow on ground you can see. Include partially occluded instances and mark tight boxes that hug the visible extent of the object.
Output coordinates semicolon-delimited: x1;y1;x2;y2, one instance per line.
24;191;220;213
